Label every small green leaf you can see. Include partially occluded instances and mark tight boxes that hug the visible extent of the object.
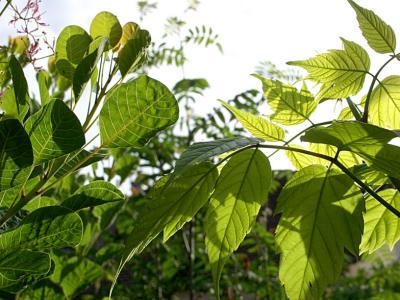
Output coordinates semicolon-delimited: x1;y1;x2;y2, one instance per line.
37;70;51;105
302;121;400;179
219;100;285;141
276;165;363;300
0;250;50;290
253;74;317;125
9;55;30;120
368;75;400;129
24;99;85;164
99;75;178;148
73;37;108;101
0;206;83;250
174;136;260;177
0;119;33;190
55;25;92;80
288;38;370;101
205;149;272;299
90;11;122;48
348;0;396;54
360;189;400;254
62;180;124;211
118;28;151;76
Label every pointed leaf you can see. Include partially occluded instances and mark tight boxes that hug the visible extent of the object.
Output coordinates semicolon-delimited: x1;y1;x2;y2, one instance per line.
253;74;317;125
174;136;260;177
55;25;92;80
37;70;51;105
205;149;272;298
0;250;50;289
219;100;285;141
62;180;124;211
302;121;400;179
24;99;85;164
368;75;400;129
288;38;370;101
360;189;400;254
90;11;122;48
9;55;30;120
0;119;33;190
348;0;396;54
99;75;178;148
0;206;83;250
276;165;363;300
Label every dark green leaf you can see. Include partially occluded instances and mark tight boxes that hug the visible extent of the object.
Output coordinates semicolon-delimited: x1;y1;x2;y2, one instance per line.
9;55;30;120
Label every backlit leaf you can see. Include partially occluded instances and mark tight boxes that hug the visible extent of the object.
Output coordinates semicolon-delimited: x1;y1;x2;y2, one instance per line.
360;189;400;254
8;55;30;120
99;75;178;148
348;0;396;54
24;99;85;164
90;11;122;48
288;38;370;101
205;149;272;298
276;165;363;300
220;100;285;141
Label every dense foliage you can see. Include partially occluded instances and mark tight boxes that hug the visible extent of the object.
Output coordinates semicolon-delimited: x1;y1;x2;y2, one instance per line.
1;0;400;299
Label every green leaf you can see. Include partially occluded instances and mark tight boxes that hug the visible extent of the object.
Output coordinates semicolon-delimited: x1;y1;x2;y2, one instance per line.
0;177;39;207
253;74;317;125
62;180;124;211
24;99;85;164
18;279;64;300
0;118;33;190
8;55;30;120
0;86;27;120
360;189;400;254
99;75;178;148
288;38;370;101
37;70;51;106
174;136;260;177
24;196;59;212
0;250;50;290
118;28;151;76
276;165;363;300
55;25;92;80
0;206;83;250
348;0;396;54
302;121;400;179
205;149;272;298
73;37;108;101
90;11;122;48
219;100;285;141
114;163;218;292
368;75;400;129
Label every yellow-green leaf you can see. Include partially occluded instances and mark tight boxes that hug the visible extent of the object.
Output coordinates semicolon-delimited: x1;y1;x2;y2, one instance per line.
90;11;122;48
348;0;396;54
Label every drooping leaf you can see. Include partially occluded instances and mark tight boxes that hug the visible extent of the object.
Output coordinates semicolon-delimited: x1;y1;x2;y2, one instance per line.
0;206;83;250
55;25;92;80
302;121;400;179
276;165;363;300
90;11;122;48
253;74;317;125
37;70;51;105
118;28;151;76
0;250;50;290
99;75;178;148
114;163;218;292
219;100;285;141
348;0;396;54
62;181;124;211
174;136;260;177
73;37;108;100
0;118;33;190
360;189;400;254
24;99;85;164
205;149;272;298
288;38;370;101
8;55;30;120
368;75;400;129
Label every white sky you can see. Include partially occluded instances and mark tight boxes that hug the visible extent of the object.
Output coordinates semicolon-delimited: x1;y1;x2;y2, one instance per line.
2;0;400;170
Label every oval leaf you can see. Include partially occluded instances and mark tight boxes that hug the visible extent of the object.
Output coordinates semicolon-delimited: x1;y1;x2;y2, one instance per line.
99;75;178;148
205;149;272;299
90;11;122;48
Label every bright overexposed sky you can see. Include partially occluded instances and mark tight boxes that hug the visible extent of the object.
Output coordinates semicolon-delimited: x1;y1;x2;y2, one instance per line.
2;0;400;170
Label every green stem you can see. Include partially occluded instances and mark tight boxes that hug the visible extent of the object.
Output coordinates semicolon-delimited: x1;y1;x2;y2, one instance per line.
362;54;397;123
0;0;11;17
